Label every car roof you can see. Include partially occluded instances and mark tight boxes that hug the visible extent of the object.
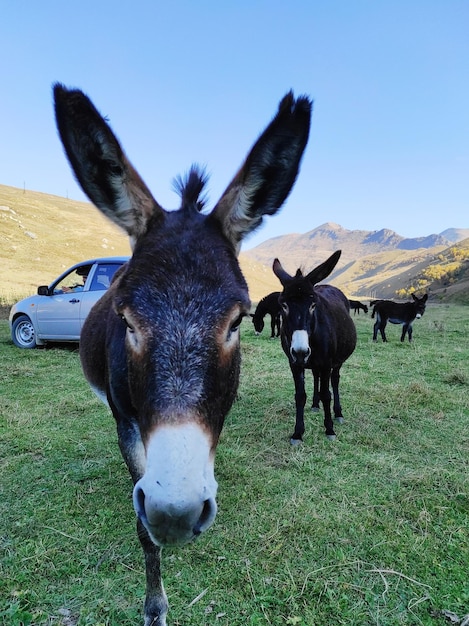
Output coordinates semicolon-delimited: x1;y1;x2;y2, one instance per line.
64;256;130;272
75;256;130;266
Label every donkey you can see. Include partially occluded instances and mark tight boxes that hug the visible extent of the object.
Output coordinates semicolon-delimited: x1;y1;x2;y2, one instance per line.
250;291;282;337
273;251;356;444
348;299;368;315
53;83;311;626
372;294;428;342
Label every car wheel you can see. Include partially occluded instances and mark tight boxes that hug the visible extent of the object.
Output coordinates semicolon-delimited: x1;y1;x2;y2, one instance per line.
12;315;37;349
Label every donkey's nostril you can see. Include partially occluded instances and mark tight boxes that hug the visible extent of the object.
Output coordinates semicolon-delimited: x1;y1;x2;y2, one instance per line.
193;498;217;536
134;485;146;517
291;346;311;364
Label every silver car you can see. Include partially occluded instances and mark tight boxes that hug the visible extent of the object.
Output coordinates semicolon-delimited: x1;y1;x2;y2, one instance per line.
9;256;129;348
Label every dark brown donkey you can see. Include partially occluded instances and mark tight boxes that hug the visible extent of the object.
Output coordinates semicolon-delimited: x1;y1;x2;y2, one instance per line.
348;299;368;315
273;251;356;444
53;84;311;626
250;291;282;337
372;294;428;342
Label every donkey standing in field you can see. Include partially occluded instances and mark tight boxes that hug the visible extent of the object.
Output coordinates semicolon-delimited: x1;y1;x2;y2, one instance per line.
273;251;356;444
53;83;311;626
372;294;428;342
348;299;368;315
250;291;282;337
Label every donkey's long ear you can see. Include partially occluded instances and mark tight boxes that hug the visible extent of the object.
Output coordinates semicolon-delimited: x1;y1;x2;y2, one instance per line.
272;258;293;286
53;83;164;242
306;250;342;286
211;92;312;253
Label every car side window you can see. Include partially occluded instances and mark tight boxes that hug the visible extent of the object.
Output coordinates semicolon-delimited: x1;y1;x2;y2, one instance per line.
89;263;121;291
53;265;92;294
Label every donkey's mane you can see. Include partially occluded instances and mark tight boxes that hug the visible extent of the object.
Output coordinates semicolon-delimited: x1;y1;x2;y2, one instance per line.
283;269;315;298
172;165;209;213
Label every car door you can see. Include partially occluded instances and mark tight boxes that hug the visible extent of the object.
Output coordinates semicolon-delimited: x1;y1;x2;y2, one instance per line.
35;263;97;339
35;292;83;339
35;261;123;341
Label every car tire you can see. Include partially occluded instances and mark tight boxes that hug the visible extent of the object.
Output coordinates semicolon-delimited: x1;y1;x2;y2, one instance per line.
12;315;37;349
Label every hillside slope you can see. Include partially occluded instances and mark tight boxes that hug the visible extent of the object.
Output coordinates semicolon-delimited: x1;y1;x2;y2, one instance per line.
1;185;131;295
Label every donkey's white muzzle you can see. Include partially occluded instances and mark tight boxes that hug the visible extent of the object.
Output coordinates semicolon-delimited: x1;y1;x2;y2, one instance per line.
290;329;311;364
133;423;218;546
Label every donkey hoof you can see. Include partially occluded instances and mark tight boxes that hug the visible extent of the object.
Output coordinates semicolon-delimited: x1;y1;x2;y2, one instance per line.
335;416;344;424
311;406;320;413
290;437;303;446
326;434;337;441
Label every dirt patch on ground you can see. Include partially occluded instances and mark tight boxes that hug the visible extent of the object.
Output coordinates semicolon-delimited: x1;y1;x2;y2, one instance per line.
0;305;10;320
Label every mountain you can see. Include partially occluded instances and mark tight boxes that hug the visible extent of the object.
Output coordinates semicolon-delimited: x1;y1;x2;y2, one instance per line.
243;223;469;303
439;228;469;243
243;222;455;272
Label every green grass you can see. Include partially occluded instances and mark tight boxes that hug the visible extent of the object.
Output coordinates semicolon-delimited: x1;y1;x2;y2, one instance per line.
1;305;468;625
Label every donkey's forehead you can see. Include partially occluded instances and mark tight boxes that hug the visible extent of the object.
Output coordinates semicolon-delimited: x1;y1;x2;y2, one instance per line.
282;278;315;300
141;207;231;251
133;210;242;270
116;209;250;309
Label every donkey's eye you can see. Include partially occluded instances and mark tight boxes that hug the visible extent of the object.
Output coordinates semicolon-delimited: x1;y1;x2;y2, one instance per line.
229;314;245;335
120;314;135;333
110;164;124;176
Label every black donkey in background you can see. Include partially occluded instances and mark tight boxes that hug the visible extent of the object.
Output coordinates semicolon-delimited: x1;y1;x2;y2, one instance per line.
371;294;428;342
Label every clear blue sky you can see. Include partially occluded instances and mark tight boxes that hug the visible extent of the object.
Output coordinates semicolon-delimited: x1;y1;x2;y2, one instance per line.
2;1;468;249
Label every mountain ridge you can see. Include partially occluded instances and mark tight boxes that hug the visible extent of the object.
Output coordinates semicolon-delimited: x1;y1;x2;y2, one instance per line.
244;221;466;273
243;222;469;302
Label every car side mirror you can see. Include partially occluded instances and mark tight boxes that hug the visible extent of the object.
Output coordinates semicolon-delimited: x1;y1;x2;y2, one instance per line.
37;286;49;296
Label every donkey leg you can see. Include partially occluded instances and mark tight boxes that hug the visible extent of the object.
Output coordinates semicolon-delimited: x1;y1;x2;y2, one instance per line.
331;367;344;424
311;370;320;412
401;323;412;342
138;521;169;626
291;366;306;444
318;372;335;439
379;320;388;342
373;313;387;342
115;419;168;624
270;315;275;338
275;315;281;337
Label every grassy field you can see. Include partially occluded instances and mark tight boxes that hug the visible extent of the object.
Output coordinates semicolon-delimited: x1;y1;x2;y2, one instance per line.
1;305;468;626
